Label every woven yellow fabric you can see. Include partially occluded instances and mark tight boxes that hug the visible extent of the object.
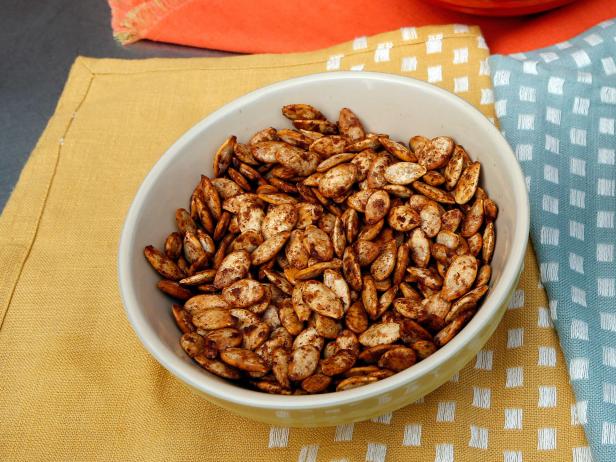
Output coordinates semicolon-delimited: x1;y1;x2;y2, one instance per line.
0;25;588;461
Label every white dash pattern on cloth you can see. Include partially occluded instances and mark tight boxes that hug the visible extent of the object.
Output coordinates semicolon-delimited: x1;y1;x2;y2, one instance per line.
490;19;616;461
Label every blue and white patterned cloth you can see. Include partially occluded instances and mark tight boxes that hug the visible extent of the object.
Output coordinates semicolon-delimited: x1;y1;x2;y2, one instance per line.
489;19;616;462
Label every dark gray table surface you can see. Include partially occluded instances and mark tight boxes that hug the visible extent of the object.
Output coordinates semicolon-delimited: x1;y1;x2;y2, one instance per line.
0;0;233;212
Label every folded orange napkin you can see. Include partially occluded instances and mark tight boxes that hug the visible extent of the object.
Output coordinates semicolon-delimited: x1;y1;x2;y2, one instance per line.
109;0;616;54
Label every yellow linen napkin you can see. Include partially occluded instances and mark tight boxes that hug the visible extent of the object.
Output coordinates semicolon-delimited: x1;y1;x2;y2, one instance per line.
0;25;588;461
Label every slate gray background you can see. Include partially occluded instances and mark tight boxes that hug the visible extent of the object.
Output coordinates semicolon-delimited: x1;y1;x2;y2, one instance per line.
0;0;232;212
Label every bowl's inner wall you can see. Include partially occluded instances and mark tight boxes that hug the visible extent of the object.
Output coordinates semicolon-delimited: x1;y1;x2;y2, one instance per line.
125;76;518;387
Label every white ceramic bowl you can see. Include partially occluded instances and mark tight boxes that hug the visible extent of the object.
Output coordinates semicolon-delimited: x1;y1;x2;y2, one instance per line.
118;72;529;427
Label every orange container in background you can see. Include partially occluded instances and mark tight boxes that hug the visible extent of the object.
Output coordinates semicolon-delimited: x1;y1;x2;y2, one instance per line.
423;0;579;16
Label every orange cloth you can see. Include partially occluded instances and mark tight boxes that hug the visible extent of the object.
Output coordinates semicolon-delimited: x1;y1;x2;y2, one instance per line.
109;0;615;54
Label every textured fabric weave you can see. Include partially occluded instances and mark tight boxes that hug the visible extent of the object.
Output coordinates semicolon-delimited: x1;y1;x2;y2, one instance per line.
107;0;616;54
489;18;616;462
0;25;588;461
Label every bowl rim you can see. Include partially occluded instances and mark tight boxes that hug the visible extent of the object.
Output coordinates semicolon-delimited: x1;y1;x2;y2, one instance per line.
118;71;530;410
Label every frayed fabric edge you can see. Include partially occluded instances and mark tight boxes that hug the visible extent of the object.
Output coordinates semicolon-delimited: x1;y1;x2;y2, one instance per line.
109;0;191;44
